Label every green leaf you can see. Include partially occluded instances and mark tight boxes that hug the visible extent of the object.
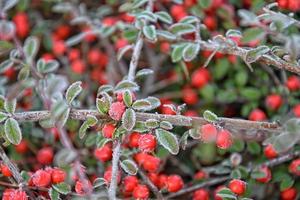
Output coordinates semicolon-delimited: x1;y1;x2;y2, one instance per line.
170;23;195;36
37;59;59;73
245;45;270;63
93;178;107;188
242;27;265;43
155;128;179;155
0;112;9;123
66;81;82;104
115;80;139;92
230;169;242;179
133;121;149;133
122;108;136;131
123;90;133;107
156;30;176;41
145;97;161;110
247;141;261;155
4;118;22;145
0;60;13;73
17;66;30;81
97;85;114;95
226;29;242;38
179;16;199;24
39;117;55;128
217;188;237;199
171;43;188;62
280;176;294;191
132;0;148;9
117;45;132;61
79;115;98;139
4;98;16;114
96;97;110;115
186;128;200;139
180;131;189;150
23;36;39;61
136;69;154;78
160;121;173;130
137;11;157;22
143;25;157;42
182;43;200;62
145;119;160;129
203;110;218;123
251;170;266;179
198;0;211;8
52;183;71;195
240;88;261;101
96;136;112;148
155;11;173;24
120;159;138;175
132;99;152;111
49;188;60;200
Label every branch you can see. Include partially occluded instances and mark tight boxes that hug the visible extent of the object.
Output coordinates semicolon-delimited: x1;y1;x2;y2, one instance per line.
0;145;23;184
108;140;121;200
138;169;164;200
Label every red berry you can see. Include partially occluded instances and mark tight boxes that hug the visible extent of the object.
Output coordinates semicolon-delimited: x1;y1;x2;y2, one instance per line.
52;40;66;56
228;179;246;195
115;38;129;50
265;94;282;110
94;144;112;162
194;170;208;180
203;16;217;31
75;180;92;195
278;0;289;9
158;174;168;189
128;132;141;148
138;134;157;152
134;152;149;165
193;189;209;200
264;144;278;159
200;124;218;142
142;155;160;172
109;102;126;121
71;59;86;74
293;104;300;117
133;184;149;199
13;12;29;39
249;109;267;121
214;185;226;200
51;168;66;184
289;159;300;176
123;176;139;193
286;76;300;91
148;173;159;187
1;164;12;177
15;140;28;154
68;48;80;61
104;167;121;185
102;124;116;138
182;88;198;105
4;189;28;200
37;147;53;165
166;175;184;193
32;169;51;187
281;187;297;200
256;166;272;183
216;129;233;149
191;68;210;88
